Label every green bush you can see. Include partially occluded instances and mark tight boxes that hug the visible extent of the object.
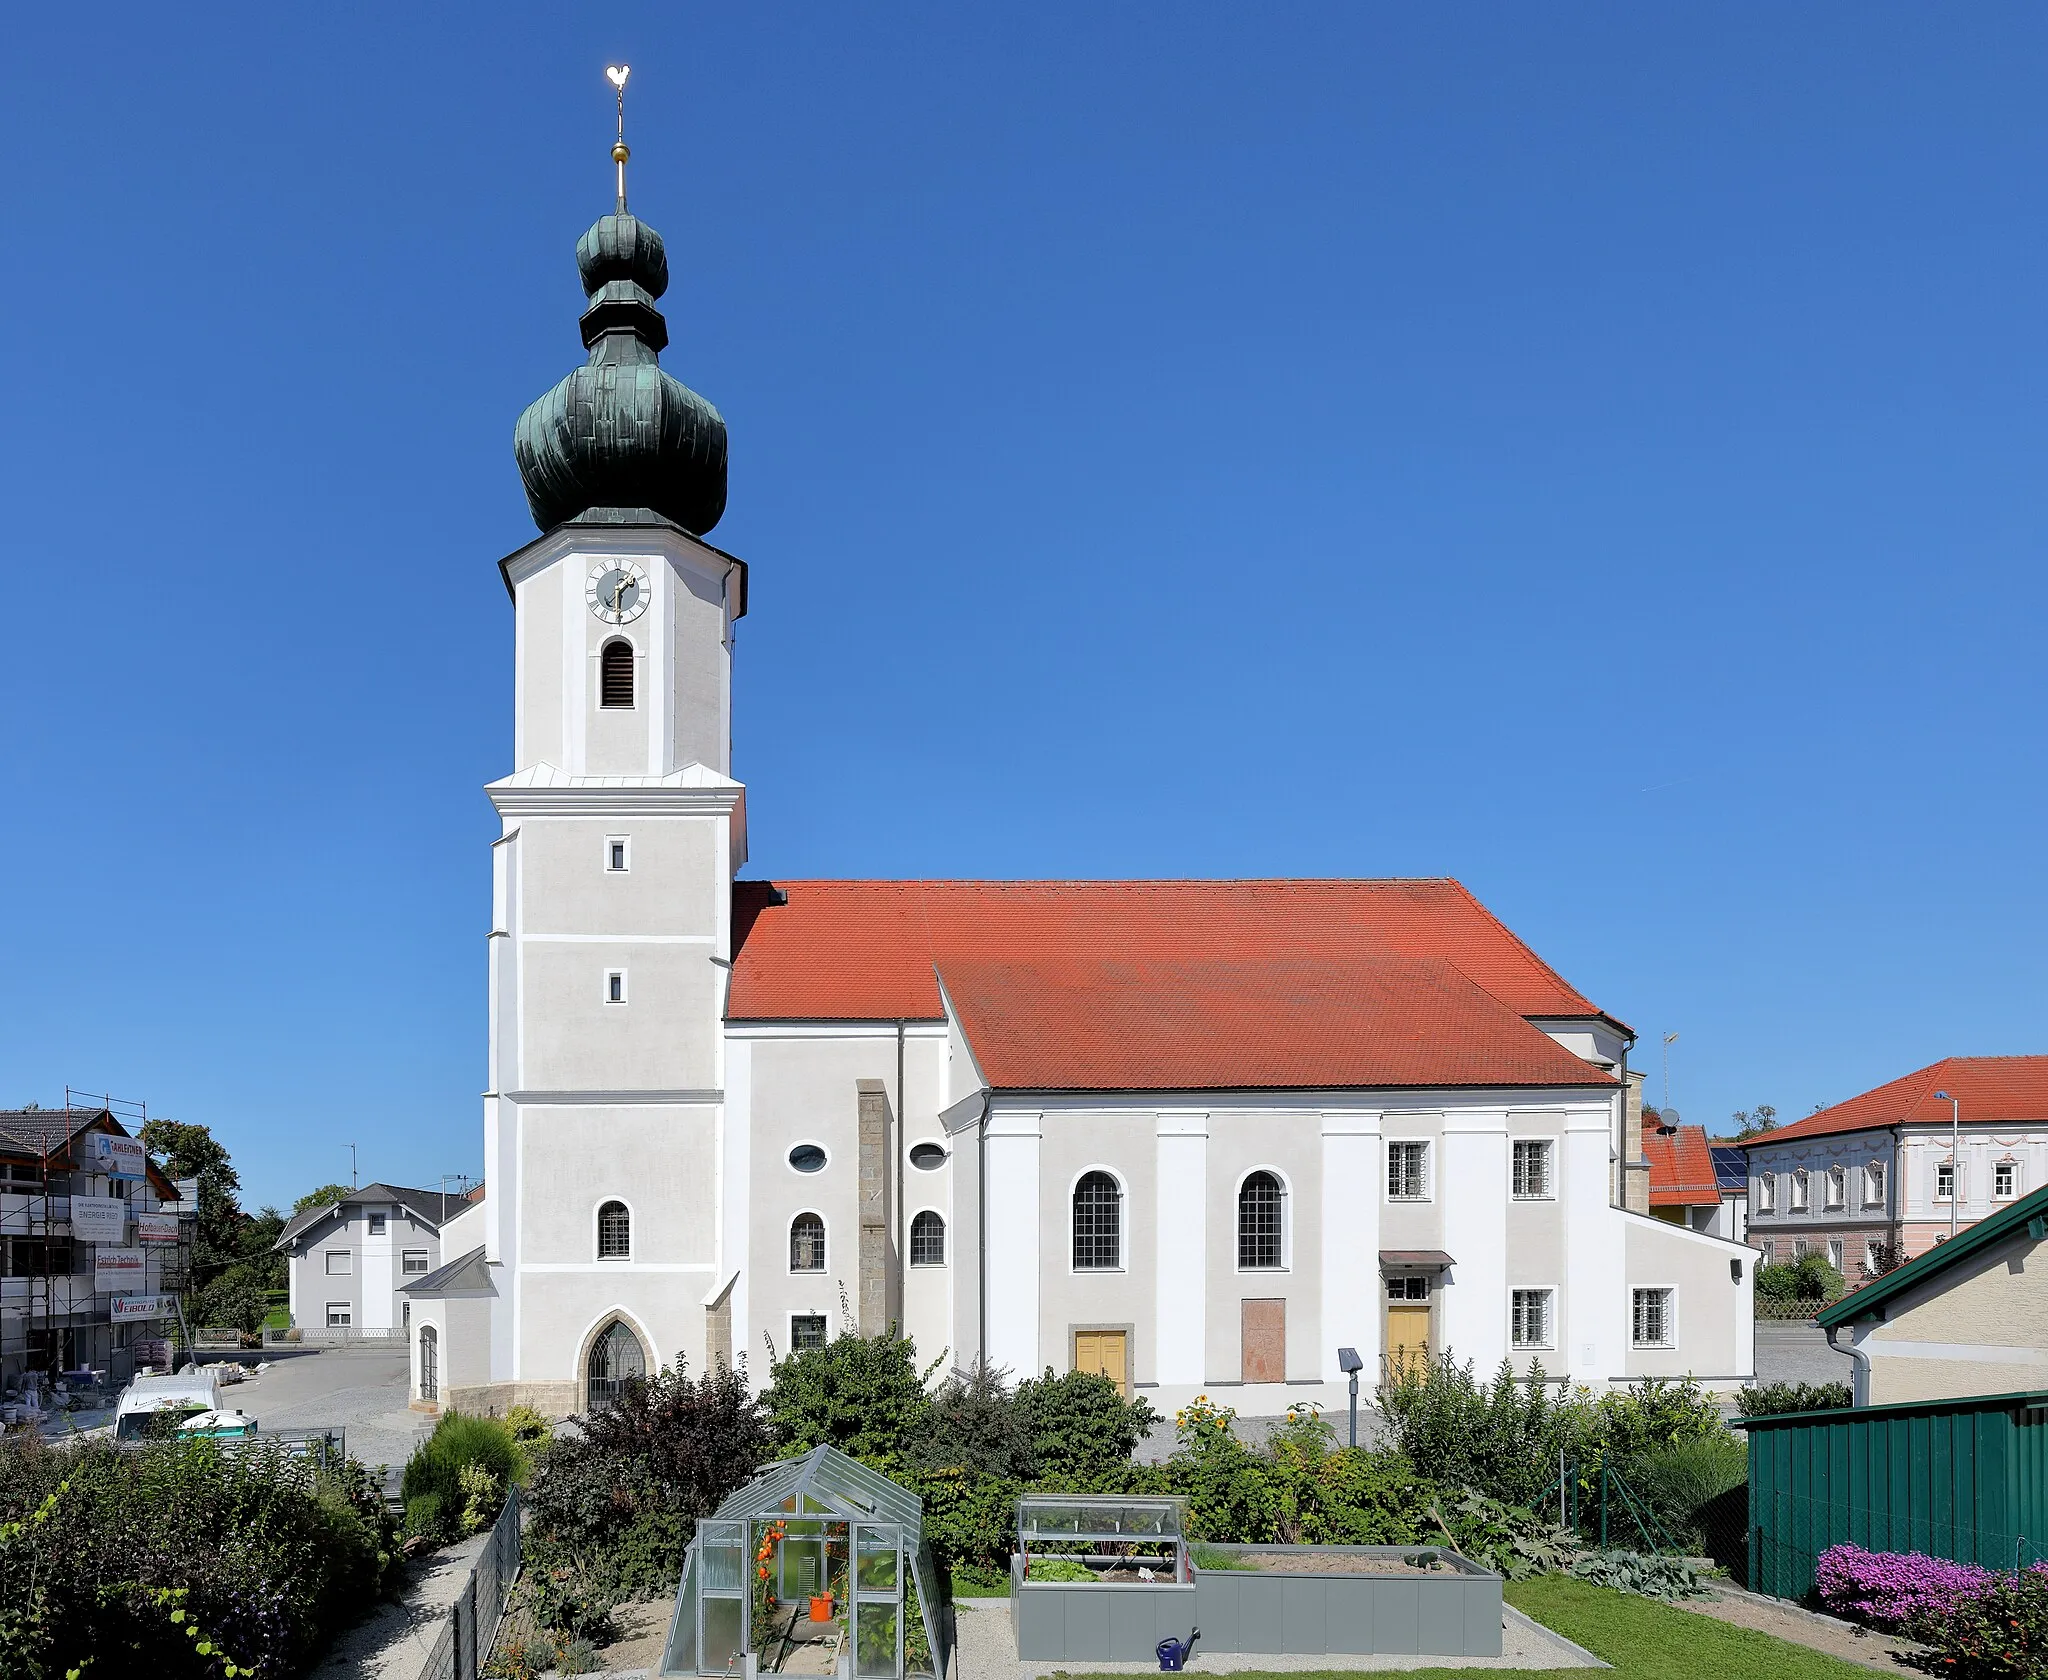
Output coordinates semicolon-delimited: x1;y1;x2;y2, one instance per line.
1593;1378;1725;1462
1567;1548;1713;1600
1755;1255;1847;1305
1423;1487;1578;1580
763;1330;941;1474
1014;1368;1160;1484
1902;1568;2048;1678
904;1464;1025;1574
1735;1380;1851;1417
911;1361;1035;1481
1375;1357;1600;1508
1631;1434;1747;1556
400;1411;523;1543
0;1432;394;1679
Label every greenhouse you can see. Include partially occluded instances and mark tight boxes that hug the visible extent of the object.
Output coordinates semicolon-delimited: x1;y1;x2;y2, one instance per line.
660;1445;947;1680
1016;1494;1189;1581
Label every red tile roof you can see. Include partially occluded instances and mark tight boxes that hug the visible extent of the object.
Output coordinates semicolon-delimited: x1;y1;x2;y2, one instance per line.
1643;1123;1719;1206
728;879;1617;1093
1740;1056;2048;1148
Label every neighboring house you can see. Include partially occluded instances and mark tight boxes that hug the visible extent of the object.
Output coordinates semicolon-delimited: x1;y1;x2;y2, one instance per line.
413;181;1758;1418
1642;1124;1721;1234
0;1108;189;1388
1741;1056;2048;1281
1816;1182;2048;1405
272;1185;462;1332
1709;1145;1749;1246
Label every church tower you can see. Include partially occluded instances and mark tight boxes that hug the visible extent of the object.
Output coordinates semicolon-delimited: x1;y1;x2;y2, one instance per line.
473;86;747;1411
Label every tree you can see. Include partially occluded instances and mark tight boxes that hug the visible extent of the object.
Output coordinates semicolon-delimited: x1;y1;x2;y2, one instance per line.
292;1183;353;1214
761;1330;940;1473
1730;1105;1779;1141
1015;1368;1160;1484
1860;1241;1902;1280
139;1118;282;1307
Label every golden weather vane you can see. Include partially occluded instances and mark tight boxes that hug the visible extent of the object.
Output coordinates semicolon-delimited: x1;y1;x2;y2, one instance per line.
606;64;631;214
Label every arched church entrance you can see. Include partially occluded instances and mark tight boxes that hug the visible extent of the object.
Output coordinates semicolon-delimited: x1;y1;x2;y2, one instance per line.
586;1317;648;1411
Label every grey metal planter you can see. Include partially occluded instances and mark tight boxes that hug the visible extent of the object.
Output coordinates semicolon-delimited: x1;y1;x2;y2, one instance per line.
1009;1545;1502;1663
1194;1545;1502;1659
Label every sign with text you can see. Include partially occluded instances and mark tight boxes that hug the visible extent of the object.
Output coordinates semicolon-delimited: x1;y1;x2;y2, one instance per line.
93;1249;145;1293
111;1294;169;1322
83;1133;148;1180
68;1196;127;1244
136;1210;180;1243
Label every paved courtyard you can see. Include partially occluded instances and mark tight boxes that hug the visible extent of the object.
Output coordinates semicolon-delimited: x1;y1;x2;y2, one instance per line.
229;1342;427;1474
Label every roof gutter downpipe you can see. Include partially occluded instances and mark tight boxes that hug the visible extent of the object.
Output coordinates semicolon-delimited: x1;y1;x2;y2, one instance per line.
1824;1323;1871;1408
976;1090;993;1373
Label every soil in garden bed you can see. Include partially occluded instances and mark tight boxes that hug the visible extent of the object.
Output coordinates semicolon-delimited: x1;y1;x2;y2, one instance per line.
1230;1550;1452;1576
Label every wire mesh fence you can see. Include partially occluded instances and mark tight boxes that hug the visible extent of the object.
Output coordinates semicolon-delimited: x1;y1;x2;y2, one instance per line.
415;1491;523;1680
1538;1459;1752;1584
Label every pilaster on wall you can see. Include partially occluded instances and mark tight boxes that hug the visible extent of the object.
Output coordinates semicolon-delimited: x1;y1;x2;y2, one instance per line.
1155;1111;1208;1385
1563;1107;1625;1380
1321;1111;1382;1378
856;1079;893;1336
1622;1072;1651;1216
1439;1112;1508;1372
984;1108;1042;1377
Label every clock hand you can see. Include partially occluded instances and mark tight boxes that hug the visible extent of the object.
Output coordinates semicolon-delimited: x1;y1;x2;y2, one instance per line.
611;575;630;615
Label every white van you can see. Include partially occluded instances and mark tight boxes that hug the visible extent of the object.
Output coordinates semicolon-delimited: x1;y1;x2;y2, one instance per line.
114;1372;223;1441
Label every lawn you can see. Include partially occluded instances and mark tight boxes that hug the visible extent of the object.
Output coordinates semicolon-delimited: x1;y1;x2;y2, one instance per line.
1064;1576;1875;1680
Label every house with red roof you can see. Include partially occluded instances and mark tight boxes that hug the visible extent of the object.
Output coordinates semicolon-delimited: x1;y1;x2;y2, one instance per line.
1642;1123;1728;1235
1739;1056;2048;1280
406;176;1758;1419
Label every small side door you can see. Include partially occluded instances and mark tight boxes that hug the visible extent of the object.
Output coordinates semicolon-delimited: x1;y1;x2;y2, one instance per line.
1072;1329;1129;1394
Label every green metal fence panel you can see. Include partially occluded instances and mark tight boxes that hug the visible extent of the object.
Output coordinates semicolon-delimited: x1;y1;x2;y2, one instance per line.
1742;1390;2048;1601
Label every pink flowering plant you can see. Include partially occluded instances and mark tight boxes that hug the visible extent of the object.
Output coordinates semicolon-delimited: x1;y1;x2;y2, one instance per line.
1815;1544;2048;1678
1815;1543;2000;1628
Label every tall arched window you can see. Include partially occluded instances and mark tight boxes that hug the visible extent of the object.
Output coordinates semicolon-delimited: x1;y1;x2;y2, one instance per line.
600;639;635;708
417;1324;438;1403
1072;1171;1122;1270
790;1212;825;1272
1237;1171;1284;1269
597;1200;631;1259
910;1210;946;1267
586;1319;646;1410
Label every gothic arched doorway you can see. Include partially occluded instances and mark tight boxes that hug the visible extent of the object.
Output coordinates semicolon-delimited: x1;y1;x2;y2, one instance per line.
418;1325;438;1404
586;1318;647;1411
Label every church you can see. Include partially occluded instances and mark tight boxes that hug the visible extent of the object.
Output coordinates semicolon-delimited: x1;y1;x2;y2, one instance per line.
404;143;1754;1420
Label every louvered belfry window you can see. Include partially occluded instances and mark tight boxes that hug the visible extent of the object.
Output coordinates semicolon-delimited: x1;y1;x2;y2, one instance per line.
600;640;635;708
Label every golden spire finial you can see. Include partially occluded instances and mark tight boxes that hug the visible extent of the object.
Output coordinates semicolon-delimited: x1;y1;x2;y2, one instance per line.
606;64;631;214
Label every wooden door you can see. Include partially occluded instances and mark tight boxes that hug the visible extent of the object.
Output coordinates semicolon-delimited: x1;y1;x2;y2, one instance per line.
1073;1329;1128;1393
1241;1298;1286;1383
1385;1305;1430;1375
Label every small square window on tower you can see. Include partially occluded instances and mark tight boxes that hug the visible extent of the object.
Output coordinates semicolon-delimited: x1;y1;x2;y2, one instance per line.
604;969;628;1006
605;835;630;873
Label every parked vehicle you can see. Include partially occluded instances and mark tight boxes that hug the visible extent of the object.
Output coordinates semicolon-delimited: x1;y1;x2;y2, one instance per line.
114;1372;223;1441
176;1409;259;1439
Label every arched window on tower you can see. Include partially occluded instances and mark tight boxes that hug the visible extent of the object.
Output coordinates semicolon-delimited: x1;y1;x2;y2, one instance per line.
600;639;635;709
790;1212;825;1272
586;1319;646;1409
910;1210;946;1267
1237;1171;1285;1269
1072;1171;1122;1270
597;1200;631;1260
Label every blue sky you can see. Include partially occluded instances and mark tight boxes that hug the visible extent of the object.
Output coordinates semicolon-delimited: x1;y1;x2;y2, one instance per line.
2;6;2044;1210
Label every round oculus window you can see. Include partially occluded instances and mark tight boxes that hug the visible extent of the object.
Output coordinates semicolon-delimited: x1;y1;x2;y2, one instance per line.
908;1143;947;1171
788;1144;827;1174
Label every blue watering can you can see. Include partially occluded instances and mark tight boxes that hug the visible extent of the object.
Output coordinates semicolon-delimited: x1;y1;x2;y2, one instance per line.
1156;1629;1200;1671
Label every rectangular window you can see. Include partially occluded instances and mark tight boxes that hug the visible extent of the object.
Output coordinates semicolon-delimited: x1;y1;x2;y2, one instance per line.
401;1250;429;1275
1996;1161;2019;1199
326;1302;352;1328
1384;1275;1428;1301
1864;1161;1887;1207
605;969;627;1005
1936;1161;1957;1201
1826;1239;1843;1270
1387;1142;1428;1201
368;1212;387;1236
1631;1287;1673;1348
1758;1239;1775;1264
1793;1238;1809;1260
1511;1140;1552;1199
1510;1288;1552;1348
1824;1167;1845;1210
1790;1171;1810;1212
1758;1173;1776;1213
325;1250;351;1276
1865;1239;1885;1273
790;1314;827;1353
606;835;629;873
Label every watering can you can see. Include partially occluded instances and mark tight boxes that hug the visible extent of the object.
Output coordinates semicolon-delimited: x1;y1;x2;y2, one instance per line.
1156;1629;1199;1672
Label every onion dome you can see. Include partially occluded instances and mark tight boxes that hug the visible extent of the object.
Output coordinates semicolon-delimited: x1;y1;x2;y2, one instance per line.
513;211;728;535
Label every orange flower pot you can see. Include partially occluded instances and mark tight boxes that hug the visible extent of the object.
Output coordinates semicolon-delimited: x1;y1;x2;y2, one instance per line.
808;1595;834;1622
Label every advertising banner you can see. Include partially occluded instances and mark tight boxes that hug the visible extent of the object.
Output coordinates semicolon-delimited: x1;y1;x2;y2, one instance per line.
136;1210;180;1243
111;1295;169;1322
93;1249;145;1293
68;1196;128;1244
84;1133;148;1180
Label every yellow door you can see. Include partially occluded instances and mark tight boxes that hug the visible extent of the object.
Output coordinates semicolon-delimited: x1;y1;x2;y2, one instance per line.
1073;1330;1129;1393
1385;1305;1430;1376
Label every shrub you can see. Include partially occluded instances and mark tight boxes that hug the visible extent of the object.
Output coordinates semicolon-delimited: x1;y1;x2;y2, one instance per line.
400;1411;523;1542
1593;1377;1725;1462
762;1331;940;1473
1423;1488;1578;1580
505;1404;553;1445
1630;1433;1747;1555
1735;1380;1851;1417
0;1433;394;1679
1567;1548;1713;1600
1814;1543;1999;1628
1902;1567;2048;1678
1014;1368;1159;1484
1756;1254;1847;1305
1375;1356;1599;1508
523;1357;769;1615
905;1464;1024;1574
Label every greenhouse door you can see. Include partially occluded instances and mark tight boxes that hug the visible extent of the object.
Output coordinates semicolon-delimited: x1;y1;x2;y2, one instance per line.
852;1525;901;1679
696;1521;746;1675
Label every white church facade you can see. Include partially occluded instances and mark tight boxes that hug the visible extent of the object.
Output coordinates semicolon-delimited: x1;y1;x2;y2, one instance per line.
407;167;1753;1419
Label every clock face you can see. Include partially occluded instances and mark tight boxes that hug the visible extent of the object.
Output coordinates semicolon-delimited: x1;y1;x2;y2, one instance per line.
586;559;650;624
